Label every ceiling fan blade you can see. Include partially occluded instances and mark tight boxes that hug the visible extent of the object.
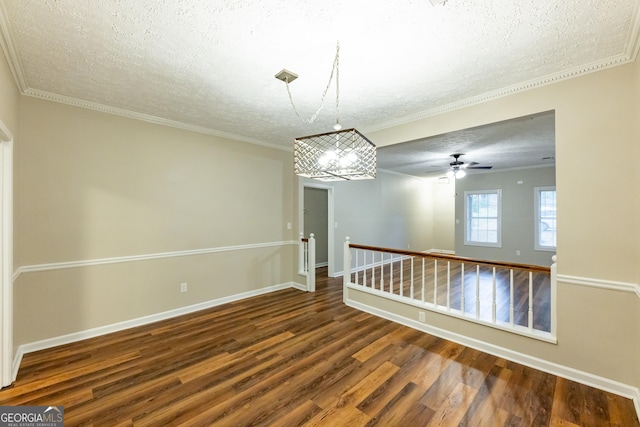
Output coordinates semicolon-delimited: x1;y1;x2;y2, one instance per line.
467;166;493;169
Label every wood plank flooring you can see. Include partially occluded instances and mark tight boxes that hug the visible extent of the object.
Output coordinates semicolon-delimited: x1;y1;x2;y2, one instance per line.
0;268;637;426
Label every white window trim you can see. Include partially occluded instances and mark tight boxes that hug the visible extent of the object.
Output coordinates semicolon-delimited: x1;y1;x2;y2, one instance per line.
535;186;556;252
464;189;502;248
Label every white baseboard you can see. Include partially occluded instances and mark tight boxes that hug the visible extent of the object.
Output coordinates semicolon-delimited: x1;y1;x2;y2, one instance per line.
289;282;307;292
12;281;304;381
346;298;640;421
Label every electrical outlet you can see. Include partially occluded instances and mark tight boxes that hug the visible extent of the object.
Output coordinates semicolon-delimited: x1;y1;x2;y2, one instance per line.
418;311;426;322
180;283;188;293
516;250;521;256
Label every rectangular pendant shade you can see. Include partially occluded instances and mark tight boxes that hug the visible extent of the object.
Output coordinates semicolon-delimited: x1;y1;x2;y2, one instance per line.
294;128;376;181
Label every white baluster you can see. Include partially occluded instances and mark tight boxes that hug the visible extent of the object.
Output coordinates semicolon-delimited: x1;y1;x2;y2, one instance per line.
422;258;426;304
461;263;465;315
410;257;414;299
380;253;384;292
509;269;514;326
400;257;404;297
390;255;394;294
528;270;534;331
354;249;359;285
447;261;451;311
363;250;367;287
343;236;351;304
492;267;497;324
475;265;480;319
433;259;438;306
371;251;376;289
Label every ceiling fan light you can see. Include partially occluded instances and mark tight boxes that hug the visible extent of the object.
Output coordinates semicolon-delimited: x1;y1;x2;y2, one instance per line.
455;169;466;179
446;170;455;179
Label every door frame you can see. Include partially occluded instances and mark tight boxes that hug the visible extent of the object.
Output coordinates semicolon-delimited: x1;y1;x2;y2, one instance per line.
299;179;335;277
0;119;13;387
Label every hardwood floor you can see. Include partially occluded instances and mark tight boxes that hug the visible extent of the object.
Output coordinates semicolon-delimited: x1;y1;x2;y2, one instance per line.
1;268;637;426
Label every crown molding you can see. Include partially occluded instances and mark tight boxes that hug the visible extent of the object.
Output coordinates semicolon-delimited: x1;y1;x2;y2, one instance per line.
0;4;292;152
0;118;12;142
361;0;640;135
362;52;637;134
627;0;640;60
22;89;292;152
0;0;26;92
4;1;640;150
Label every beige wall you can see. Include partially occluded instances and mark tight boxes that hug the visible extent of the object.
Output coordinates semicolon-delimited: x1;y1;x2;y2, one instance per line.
14;97;297;345
455;166;556;266
431;178;455;252
365;62;640;391
331;170;433;272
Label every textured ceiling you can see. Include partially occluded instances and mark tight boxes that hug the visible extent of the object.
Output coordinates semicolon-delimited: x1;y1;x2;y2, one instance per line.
377;111;556;178
0;0;639;153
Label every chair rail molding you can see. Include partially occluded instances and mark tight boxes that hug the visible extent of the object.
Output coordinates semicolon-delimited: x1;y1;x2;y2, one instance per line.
14;240;299;281
557;274;640;298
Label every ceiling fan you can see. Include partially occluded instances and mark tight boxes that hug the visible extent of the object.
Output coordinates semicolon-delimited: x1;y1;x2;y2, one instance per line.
447;153;492;179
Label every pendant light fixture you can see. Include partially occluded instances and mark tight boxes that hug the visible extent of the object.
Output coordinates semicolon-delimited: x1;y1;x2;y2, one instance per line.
275;42;376;181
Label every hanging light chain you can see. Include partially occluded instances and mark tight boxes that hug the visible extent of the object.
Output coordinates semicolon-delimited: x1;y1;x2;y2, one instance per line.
284;41;340;126
334;42;340;130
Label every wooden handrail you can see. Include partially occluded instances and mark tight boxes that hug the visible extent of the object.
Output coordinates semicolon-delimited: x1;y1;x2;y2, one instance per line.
348;243;551;273
301;238;309;243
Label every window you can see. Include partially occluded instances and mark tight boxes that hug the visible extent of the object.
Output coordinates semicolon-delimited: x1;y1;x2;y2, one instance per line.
464;190;501;247
535;186;556;251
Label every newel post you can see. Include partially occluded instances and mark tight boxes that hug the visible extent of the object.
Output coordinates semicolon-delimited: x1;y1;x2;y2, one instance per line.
550;255;557;338
307;234;316;292
343;236;351;304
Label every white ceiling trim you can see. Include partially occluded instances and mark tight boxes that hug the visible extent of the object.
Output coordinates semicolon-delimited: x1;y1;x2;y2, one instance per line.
362;53;636;135
363;1;640;135
15;49;635;153
0;4;290;152
0;0;26;92
22;88;290;151
626;0;640;60
0;119;12;142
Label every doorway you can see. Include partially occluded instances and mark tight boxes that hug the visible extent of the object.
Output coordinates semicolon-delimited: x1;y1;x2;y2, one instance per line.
302;183;335;277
